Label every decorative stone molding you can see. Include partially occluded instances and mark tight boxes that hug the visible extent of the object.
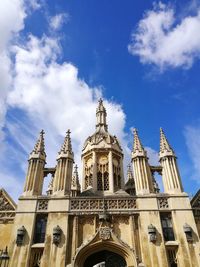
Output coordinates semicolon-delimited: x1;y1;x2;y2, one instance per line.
0;189;16;222
158;198;169;209
99;227;112;240
0;189;15;211
37;199;48;211
70;198;136;211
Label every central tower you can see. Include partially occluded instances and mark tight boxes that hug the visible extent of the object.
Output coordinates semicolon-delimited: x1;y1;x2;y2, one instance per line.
81;99;124;194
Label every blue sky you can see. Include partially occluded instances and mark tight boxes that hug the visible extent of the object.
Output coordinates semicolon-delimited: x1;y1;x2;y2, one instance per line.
0;0;200;200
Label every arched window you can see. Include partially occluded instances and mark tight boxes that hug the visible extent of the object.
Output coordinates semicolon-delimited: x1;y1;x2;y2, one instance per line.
85;176;89;188
104;171;109;190
118;175;121;188
89;174;93;186
97;172;103;190
97;171;109;191
33;214;47;243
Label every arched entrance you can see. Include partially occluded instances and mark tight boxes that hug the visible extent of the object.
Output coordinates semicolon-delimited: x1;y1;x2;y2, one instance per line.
84;250;127;267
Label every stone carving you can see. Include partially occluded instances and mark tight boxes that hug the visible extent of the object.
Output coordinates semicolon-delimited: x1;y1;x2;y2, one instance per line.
99;227;111;240
70;198;136;211
158;198;169;209
0;212;15;219
37;200;48;210
0;190;15;211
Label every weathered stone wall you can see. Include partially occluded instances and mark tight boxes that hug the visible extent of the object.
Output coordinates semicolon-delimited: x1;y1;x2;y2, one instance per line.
0;222;14;250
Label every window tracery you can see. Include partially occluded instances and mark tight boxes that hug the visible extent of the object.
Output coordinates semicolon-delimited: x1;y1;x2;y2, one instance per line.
97;158;109;191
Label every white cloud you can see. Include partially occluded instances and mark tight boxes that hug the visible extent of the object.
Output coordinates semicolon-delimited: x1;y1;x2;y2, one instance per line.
50;13;69;30
184;125;200;184
8;34;127;169
0;1;129;199
128;2;200;70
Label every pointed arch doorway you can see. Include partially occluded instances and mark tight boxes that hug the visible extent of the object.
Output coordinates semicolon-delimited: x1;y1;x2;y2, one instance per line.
83;250;127;267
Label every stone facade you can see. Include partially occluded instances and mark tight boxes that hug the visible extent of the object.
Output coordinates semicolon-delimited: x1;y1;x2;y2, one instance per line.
0;99;200;267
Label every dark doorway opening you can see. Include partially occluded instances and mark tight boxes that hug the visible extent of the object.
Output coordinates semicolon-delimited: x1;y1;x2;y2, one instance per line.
83;250;127;267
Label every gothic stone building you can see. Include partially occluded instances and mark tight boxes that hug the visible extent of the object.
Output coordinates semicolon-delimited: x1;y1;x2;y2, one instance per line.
0;100;200;267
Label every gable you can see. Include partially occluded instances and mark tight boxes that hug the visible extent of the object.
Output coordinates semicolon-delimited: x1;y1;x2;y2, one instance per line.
191;189;200;208
0;188;16;211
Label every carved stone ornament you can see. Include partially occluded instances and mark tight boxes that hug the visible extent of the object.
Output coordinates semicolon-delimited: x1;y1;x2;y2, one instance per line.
148;224;157;242
99;227;111;240
158;198;169;209
37;199;48;210
53;225;62;245
0;190;15;211
16;226;26;246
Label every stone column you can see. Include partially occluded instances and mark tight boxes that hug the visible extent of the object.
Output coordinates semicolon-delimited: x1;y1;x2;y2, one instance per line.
108;150;114;193
92;151;97;191
120;158;124;189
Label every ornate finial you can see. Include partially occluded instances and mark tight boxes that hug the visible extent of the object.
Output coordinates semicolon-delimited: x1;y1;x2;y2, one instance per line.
127;164;134;180
31;130;45;157
71;164;80;190
160;128;175;156
59;129;73;154
97;98;106;112
133;128;144;152
96;98;108;131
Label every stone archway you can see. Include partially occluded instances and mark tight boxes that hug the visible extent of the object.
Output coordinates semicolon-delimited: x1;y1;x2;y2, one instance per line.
73;240;136;267
83;250;127;267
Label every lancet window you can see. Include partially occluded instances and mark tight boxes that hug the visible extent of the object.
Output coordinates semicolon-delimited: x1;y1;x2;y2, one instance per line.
33;214;48;244
113;160;121;190
97;162;109;191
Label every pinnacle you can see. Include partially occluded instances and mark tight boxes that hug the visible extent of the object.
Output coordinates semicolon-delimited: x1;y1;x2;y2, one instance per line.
72;164;80;189
96;98;106;113
133;128;144;153
127;164;134;180
31;129;45;156
160;128;174;155
59;129;73;154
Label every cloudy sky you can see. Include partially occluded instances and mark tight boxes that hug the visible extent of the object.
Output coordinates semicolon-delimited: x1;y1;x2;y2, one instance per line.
0;0;200;200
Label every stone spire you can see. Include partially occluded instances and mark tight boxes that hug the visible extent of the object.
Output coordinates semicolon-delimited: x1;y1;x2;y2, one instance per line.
58;130;73;159
23;130;46;196
132;128;146;158
71;164;81;196
96;98;108;132
131;129;153;194
53;130;74;195
30;130;46;160
159;128;183;194
159;128;175;157
127;164;134;180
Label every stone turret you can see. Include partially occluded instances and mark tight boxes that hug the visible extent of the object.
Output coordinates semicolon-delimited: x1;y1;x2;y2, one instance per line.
53;130;74;195
159;128;183;194
131;129;153;195
23;130;46;196
82;99;124;194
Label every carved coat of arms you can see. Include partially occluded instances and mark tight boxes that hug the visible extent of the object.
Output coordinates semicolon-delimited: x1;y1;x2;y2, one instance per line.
99;227;111;240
